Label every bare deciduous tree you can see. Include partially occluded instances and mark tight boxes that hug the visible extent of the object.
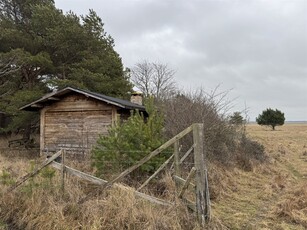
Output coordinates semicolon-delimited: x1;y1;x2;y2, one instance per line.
131;61;176;99
131;60;153;97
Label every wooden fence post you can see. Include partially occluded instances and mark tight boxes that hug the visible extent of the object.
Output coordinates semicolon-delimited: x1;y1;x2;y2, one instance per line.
61;149;65;194
193;123;210;225
174;140;180;177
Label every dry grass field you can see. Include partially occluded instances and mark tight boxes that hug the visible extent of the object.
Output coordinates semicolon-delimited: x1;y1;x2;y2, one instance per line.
0;123;307;229
213;123;307;229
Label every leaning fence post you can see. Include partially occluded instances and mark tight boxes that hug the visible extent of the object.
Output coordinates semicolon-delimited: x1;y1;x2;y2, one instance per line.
178;167;196;198
193;123;210;225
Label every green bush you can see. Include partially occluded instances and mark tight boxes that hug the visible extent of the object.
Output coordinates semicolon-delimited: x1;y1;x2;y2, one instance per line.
92;98;170;178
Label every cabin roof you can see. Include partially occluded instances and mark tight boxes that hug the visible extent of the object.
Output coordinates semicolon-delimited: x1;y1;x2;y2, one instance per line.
20;87;145;111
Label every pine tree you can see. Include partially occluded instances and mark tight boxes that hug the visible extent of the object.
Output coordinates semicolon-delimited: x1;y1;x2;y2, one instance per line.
0;0;132;135
92;98;169;177
256;108;285;130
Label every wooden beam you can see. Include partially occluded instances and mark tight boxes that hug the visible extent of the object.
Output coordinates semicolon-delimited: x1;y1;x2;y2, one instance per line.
180;145;194;164
178;167;196;198
51;162;107;184
204;169;210;219
170;144;194;169
173;175;195;188
193;123;210;224
104;125;193;188
182;197;196;212
138;154;174;191
61;150;65;194
50;162;172;206
7;150;62;192
111;106;117;126
40;107;47;155
174;140;180;177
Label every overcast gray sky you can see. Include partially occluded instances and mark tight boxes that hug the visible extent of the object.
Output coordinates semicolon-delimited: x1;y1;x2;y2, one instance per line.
55;0;307;121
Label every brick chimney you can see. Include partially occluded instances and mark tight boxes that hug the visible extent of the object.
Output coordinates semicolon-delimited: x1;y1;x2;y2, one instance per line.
130;91;143;105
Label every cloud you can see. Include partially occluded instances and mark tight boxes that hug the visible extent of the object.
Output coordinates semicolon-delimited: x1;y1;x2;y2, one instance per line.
55;0;307;120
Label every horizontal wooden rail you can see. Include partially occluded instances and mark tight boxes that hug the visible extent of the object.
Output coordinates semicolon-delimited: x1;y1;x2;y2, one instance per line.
51;162;172;206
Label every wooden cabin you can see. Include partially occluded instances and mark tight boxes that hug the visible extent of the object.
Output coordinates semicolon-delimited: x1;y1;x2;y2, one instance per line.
20;87;145;155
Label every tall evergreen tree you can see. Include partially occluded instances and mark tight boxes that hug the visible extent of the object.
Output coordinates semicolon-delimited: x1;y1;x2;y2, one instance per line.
0;0;132;135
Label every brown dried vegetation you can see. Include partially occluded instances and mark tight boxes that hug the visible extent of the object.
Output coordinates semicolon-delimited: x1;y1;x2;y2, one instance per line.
1;118;306;229
0;152;231;229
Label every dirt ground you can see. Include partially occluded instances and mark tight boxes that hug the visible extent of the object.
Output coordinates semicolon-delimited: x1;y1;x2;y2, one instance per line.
213;123;307;229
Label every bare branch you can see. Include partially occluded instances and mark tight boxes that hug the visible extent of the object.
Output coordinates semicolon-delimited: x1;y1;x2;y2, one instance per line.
152;62;176;99
131;61;176;99
131;60;153;97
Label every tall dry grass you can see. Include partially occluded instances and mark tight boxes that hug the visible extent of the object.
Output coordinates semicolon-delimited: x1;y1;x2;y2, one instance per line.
2;123;307;229
273;182;307;227
205;124;307;229
0;152;229;230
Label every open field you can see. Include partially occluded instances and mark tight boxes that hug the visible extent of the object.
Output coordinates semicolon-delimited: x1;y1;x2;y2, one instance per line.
213;123;307;229
0;123;307;229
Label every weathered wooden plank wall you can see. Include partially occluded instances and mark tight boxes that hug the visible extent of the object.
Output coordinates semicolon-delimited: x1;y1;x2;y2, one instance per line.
41;94;115;155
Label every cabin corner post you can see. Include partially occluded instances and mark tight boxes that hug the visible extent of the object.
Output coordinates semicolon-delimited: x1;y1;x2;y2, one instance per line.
111;106;118;126
40;107;47;156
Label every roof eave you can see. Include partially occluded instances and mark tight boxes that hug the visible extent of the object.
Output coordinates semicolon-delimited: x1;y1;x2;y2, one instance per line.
19;87;145;111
